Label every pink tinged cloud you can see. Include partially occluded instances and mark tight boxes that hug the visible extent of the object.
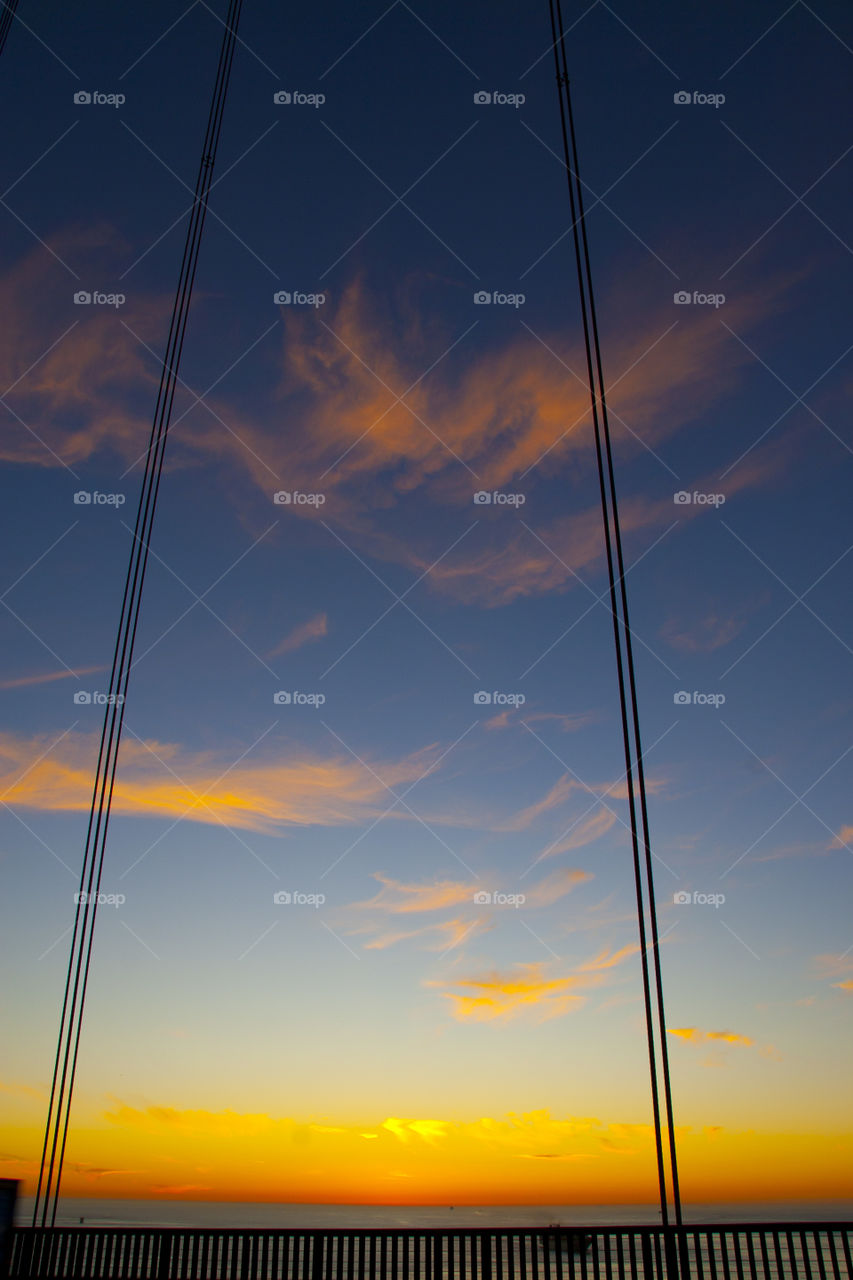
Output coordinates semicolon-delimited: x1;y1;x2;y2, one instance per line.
0;664;105;690
268;612;328;657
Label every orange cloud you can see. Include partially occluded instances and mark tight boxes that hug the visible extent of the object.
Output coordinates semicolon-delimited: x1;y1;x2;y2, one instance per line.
523;867;594;906
537;808;620;858
428;963;587;1023
499;774;579;831
577;944;640;972
104;1102;275;1137
268;612;328;657
0;228;163;470
259;270;791;508
362;917;487;952
382;1118;449;1144
501;772;667;838
0;729;440;834
352;869;592;950
0;248;799;611
352;873;478;914
424;945;639;1024
813;953;853;979
829;826;853;850
668;1028;754;1047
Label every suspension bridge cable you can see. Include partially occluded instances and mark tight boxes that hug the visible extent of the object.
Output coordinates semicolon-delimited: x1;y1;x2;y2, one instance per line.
0;1;20;59
33;0;245;1228
556;23;684;1222
547;0;682;1226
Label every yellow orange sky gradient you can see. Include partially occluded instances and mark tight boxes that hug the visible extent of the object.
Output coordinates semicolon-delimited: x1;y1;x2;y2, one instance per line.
2;1104;851;1204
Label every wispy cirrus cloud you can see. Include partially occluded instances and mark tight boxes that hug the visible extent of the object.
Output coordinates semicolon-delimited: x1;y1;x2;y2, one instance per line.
500;773;667;835
0;1077;44;1101
577;944;640;972
0;249;799;610
660;603;761;653
351;873;479;915
0;664;105;690
363;917;489;953
267;612;328;657
522;867;593;907
0;227;162;470
813;952;853;991
348;868;593;951
484;709;598;733
536;808;620;860
668;1027;784;1065
0;729;440;834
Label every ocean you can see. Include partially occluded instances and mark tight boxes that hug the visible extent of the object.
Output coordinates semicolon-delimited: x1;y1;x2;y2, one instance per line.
16;1198;853;1228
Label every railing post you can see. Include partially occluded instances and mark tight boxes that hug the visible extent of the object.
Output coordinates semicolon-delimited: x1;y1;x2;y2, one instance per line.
313;1233;327;1280
156;1229;174;1280
482;1234;492;1280
641;1235;655;1280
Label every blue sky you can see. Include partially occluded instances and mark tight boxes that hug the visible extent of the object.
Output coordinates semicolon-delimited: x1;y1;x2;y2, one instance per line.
0;0;851;1206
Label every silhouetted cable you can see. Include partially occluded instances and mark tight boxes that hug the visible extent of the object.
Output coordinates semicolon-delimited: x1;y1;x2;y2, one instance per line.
547;0;682;1227
33;0;245;1229
0;1;21;59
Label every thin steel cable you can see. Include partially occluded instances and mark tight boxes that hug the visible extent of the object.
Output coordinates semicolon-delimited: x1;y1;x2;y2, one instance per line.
33;0;245;1228
0;0;20;58
547;0;682;1226
558;31;684;1224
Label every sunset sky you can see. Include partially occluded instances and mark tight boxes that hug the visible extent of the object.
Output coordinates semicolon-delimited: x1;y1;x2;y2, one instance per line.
1;0;852;1208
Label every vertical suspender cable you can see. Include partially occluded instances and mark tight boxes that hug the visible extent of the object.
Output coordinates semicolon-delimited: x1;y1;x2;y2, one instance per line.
32;0;245;1228
0;2;20;58
547;0;683;1227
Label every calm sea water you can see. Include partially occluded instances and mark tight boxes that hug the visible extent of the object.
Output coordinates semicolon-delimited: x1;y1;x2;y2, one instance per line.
16;1198;853;1228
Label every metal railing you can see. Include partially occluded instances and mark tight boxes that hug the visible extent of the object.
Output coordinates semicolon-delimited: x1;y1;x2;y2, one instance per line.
7;1223;852;1280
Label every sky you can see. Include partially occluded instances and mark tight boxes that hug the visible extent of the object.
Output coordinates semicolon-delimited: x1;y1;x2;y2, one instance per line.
0;0;852;1210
